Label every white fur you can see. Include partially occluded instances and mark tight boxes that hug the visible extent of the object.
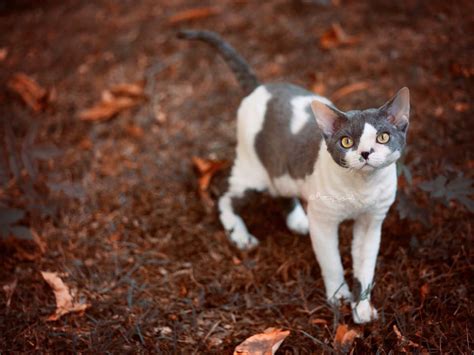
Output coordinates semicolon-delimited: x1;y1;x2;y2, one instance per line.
290;95;330;134
286;202;309;235
219;88;397;322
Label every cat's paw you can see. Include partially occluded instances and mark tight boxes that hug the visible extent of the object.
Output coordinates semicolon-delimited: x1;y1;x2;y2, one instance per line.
230;228;259;250
327;283;353;306
286;205;309;235
351;300;378;324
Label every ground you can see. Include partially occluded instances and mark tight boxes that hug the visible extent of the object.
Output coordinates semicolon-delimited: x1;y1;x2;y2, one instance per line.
0;0;473;353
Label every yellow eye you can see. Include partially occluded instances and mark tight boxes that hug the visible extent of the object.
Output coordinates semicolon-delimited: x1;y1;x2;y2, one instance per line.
376;132;390;144
340;136;354;148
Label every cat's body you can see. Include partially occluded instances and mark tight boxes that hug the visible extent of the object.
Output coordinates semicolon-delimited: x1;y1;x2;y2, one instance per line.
179;30;410;323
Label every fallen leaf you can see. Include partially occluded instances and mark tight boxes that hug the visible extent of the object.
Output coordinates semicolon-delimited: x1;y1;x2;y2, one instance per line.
109;81;145;98
420;283;430;303
168;6;221;24
331;81;370;102
234;328;290;355
319;22;359;50
126;124;144;138
453;102;469;113
0;47;8;61
192;157;229;207
3;278;17;307
310;318;328;326
7;73;52;112
40;271;89;321
333;324;361;353
393;324;420;351
79;96;138;122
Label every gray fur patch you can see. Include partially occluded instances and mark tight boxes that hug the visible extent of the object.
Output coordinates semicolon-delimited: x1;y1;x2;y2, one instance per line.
254;83;323;179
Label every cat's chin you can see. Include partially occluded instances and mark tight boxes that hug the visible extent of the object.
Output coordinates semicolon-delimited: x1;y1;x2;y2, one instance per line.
359;164;377;172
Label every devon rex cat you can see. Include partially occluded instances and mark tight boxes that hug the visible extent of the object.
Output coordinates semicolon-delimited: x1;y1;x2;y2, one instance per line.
179;30;410;324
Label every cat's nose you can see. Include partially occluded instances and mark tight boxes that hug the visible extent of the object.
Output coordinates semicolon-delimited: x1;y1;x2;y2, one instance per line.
361;151;370;160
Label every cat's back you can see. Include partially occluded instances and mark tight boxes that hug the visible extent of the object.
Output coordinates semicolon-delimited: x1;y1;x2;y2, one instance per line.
236;83;332;194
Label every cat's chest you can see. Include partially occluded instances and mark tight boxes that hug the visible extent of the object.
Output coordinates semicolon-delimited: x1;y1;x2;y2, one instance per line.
307;160;397;219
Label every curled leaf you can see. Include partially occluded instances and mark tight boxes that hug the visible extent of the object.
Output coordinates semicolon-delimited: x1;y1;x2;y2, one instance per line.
334;324;361;353
41;271;89;321
168;6;221;24
319;23;359;50
234;328;290;355
7;72;53;112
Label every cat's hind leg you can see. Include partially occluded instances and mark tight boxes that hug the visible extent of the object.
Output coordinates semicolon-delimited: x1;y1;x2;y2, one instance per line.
285;198;309;235
218;160;267;250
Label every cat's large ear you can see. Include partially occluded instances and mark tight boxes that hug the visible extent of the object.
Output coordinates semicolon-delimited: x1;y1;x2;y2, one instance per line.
310;100;347;137
380;87;410;132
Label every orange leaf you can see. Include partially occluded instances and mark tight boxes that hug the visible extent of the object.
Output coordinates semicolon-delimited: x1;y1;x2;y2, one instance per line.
310;318;328;325
331;81;370;102
319;22;359;50
234;328;290;355
79;96;138;122
109;81;145;98
168;6;221;25
7;73;51;112
393;325;420;351
41;271;89;321
420;283;430;303
334;324;361;352
192;157;229;192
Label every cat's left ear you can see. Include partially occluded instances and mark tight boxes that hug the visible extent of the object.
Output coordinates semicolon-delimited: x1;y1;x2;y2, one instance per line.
380;87;410;133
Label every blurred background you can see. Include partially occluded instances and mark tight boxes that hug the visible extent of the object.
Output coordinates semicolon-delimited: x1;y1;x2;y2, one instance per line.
0;0;472;352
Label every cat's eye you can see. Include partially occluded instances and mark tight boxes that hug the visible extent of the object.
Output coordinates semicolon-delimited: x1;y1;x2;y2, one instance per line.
376;132;390;144
340;136;354;148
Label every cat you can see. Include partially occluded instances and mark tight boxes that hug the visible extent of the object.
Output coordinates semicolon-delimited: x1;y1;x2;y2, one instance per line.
178;30;410;324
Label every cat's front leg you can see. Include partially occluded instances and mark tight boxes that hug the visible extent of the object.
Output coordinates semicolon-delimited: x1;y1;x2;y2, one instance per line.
308;208;352;304
351;213;384;323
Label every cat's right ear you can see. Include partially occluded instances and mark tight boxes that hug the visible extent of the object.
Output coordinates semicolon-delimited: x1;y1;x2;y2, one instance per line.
310;101;346;137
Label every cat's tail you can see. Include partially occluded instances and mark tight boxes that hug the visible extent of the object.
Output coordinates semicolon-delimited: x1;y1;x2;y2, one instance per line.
177;30;260;96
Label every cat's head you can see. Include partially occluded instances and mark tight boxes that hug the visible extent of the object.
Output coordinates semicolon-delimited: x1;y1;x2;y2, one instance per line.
310;88;410;172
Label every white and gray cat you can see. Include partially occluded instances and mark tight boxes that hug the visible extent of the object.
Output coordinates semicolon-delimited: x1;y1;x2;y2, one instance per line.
179;30;410;324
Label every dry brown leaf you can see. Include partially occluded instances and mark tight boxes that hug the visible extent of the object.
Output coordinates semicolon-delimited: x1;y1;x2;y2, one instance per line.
319;22;359;50
420;283;430;303
79;96;138;122
109;81;145;98
192;157;229;208
7;72;52;112
0;47;8;61
453;102;469;113
234;328;290;355
310;318;328;325
334;324;361;353
192;156;228;190
168;6;221;24
3;278;17;307
331;81;370;102
393;324;420;351
40;271;89;321
126;124;144;138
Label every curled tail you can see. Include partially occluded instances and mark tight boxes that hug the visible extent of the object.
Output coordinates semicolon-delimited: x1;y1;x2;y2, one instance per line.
177;30;260;96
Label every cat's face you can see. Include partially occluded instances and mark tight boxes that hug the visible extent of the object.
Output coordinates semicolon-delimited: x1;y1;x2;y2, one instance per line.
311;88;410;172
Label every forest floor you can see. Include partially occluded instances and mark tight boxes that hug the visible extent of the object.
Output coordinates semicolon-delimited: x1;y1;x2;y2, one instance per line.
0;0;472;353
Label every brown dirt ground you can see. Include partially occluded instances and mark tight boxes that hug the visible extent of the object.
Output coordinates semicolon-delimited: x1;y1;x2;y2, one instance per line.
0;0;473;353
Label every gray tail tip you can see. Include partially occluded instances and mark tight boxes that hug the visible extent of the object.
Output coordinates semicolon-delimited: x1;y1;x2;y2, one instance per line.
177;30;199;40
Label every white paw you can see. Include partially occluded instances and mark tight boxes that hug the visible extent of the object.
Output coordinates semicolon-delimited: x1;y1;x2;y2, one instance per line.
352;300;378;324
286;204;309;235
230;228;259;250
327;283;353;305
